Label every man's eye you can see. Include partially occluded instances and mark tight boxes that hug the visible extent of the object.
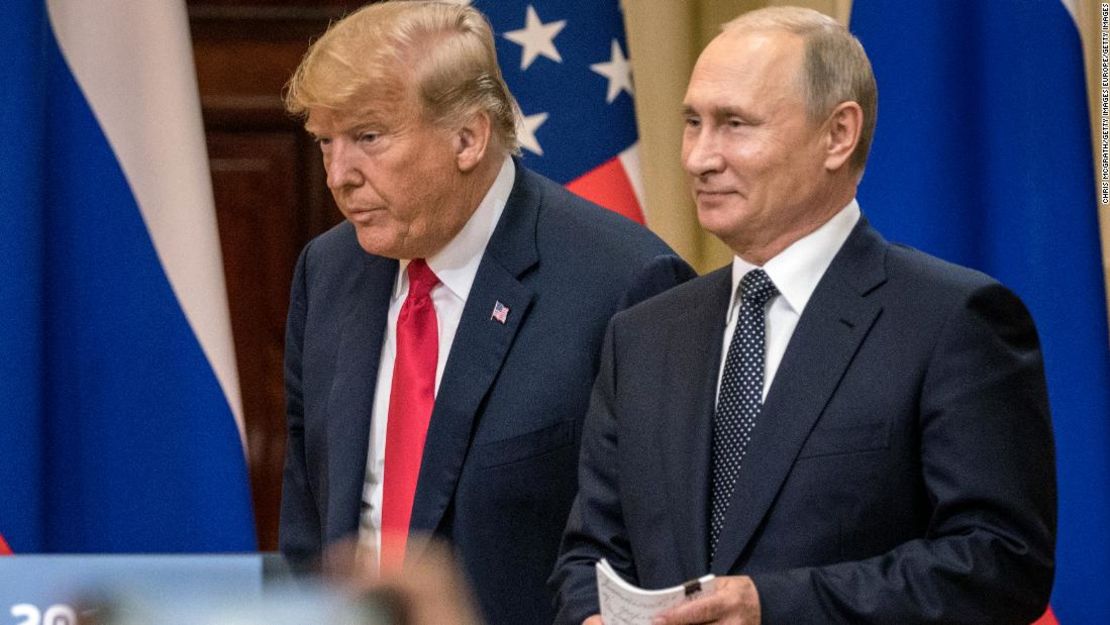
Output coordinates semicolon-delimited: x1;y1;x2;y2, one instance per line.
684;117;701;129
358;133;379;143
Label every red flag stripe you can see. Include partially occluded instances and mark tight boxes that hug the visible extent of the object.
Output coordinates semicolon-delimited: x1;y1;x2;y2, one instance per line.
1031;607;1058;625
565;156;644;224
0;533;12;555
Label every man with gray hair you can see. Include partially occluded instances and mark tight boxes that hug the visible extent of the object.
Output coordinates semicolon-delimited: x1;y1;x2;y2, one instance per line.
277;2;693;624
551;6;1055;624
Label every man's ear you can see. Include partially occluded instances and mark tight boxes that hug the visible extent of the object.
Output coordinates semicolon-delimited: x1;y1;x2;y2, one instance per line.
454;111;492;173
823;101;862;172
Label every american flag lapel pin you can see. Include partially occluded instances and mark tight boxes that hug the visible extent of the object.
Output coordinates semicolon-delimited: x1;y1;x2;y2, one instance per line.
490;300;510;324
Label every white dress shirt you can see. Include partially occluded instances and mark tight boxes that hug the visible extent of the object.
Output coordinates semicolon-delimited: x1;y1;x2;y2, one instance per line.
716;200;861;403
359;156;516;552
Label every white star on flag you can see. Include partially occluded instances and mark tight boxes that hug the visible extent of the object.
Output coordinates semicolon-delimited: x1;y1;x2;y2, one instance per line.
516;110;549;156
503;5;566;70
590;39;634;103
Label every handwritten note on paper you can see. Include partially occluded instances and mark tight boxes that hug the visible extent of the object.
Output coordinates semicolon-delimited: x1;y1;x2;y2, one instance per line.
596;559;715;625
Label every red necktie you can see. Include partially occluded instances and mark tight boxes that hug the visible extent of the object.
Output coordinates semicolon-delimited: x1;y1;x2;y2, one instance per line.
381;259;440;571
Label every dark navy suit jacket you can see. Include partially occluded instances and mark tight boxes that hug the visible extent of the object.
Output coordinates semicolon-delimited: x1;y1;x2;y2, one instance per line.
279;164;694;625
552;218;1056;625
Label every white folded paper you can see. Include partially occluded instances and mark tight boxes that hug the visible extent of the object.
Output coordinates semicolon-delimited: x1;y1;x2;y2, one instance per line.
596;558;715;625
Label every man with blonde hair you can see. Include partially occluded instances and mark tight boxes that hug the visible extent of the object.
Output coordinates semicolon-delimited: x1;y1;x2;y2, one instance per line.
278;3;693;624
552;6;1054;624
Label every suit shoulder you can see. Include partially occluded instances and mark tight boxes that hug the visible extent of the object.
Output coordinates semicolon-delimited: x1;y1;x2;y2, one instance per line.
523;168;674;262
884;243;1007;298
296;220;372;275
302;220;359;259
613;266;728;326
877;243;1038;339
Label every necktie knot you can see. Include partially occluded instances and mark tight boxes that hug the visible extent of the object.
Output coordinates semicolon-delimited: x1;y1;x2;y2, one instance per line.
740;269;778;307
406;259;439;300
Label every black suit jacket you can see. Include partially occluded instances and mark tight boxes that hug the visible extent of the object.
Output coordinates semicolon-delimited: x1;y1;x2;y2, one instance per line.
552;218;1056;625
279;164;694;625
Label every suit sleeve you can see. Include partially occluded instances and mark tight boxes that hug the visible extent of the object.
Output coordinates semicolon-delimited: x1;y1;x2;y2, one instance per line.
549;318;638;625
278;244;323;570
752;283;1056;625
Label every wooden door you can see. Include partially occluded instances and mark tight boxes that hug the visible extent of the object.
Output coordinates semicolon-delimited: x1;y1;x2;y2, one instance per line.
189;1;365;550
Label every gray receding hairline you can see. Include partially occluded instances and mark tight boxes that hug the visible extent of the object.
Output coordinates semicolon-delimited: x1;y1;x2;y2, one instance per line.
720;6;878;172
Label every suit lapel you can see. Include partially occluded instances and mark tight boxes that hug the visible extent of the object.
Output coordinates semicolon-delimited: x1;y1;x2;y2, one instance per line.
326;253;397;539
658;267;733;578
711;220;889;574
408;163;540;538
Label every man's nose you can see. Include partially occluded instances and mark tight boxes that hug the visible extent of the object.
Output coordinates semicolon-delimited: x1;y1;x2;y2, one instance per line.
683;131;725;177
325;141;362;190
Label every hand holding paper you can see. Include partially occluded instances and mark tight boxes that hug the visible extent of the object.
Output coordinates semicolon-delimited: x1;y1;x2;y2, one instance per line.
595;559;715;625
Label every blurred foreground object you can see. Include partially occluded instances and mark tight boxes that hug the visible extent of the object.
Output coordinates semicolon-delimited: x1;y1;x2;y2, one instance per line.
0;554;385;625
323;535;485;625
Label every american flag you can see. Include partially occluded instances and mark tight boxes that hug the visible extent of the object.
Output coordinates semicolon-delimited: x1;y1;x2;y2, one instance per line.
491;300;510;324
474;0;645;223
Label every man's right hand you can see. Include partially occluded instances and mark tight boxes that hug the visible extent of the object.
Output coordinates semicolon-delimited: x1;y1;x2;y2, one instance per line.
583;616;603;625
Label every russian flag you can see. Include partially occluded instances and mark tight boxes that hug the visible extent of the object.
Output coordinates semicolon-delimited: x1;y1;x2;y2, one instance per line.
0;1;256;552
851;1;1109;622
478;0;646;223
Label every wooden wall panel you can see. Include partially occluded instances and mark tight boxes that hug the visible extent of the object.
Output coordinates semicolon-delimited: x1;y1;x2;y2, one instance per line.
209;132;302;551
190;2;354;549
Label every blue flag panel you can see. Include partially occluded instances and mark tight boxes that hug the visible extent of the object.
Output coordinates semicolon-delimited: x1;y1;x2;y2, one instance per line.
851;2;1110;622
0;2;255;553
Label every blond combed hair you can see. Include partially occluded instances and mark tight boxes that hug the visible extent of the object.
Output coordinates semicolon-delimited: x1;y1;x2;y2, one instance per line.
724;7;877;172
285;1;519;152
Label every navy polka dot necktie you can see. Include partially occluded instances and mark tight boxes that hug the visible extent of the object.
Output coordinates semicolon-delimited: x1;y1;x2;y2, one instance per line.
709;268;778;560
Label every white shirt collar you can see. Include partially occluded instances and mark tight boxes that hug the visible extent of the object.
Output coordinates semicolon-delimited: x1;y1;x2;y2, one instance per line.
727;199;861;323
394;156;516;301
